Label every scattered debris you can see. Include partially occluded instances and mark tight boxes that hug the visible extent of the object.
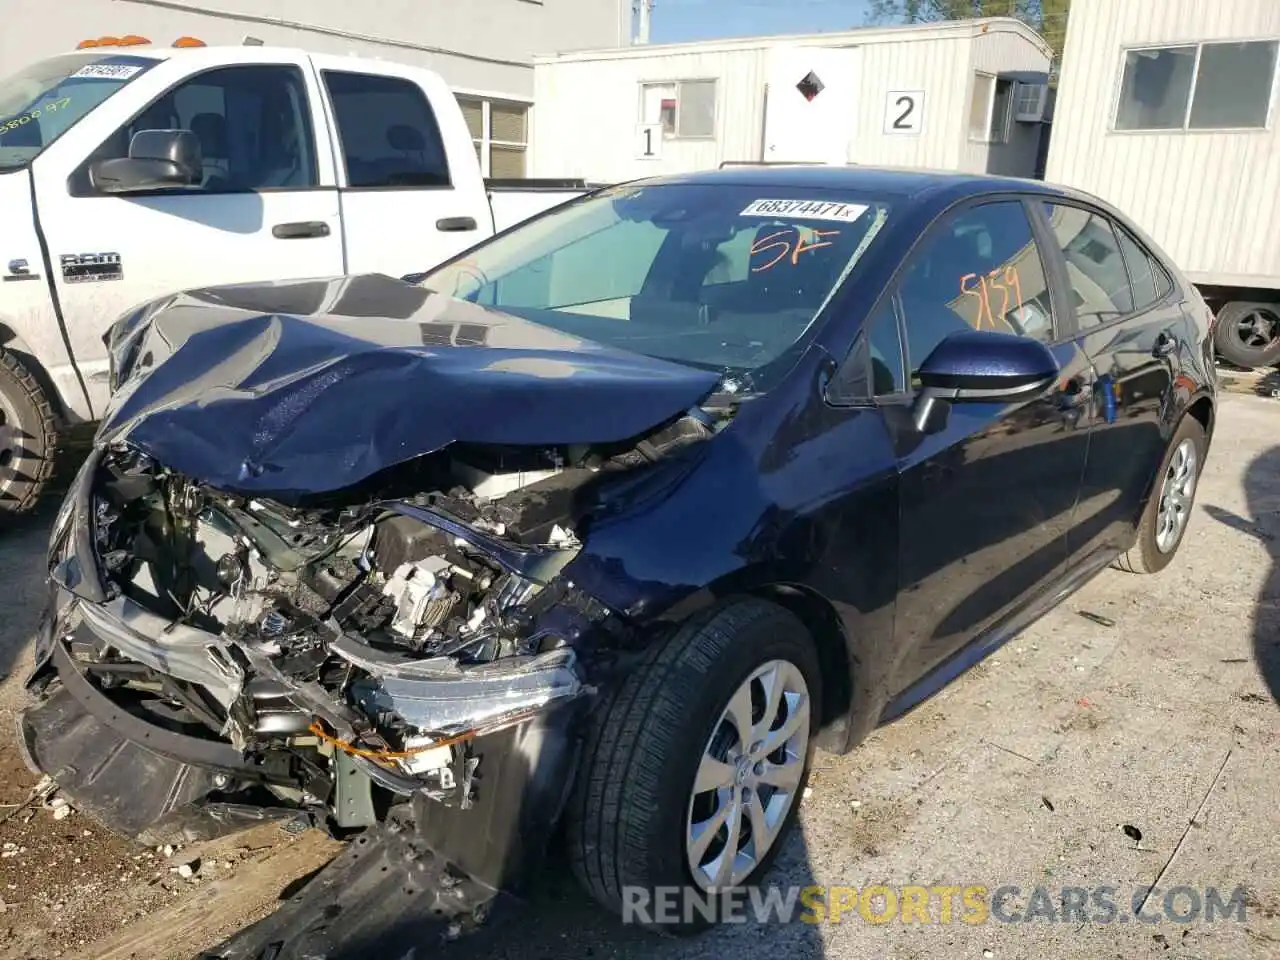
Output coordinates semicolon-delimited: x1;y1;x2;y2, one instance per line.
1077;610;1117;628
850;799;862;809
52;803;72;821
1040;796;1055;812
173;858;201;880
280;817;309;837
1219;658;1248;664
1076;697;1092;708
1238;692;1267;703
0;777;57;827
1122;824;1143;844
983;950;995;958
1153;933;1170;949
802;787;813;800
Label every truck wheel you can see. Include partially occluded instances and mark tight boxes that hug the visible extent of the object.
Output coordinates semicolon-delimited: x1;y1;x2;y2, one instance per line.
0;349;59;517
567;598;820;934
1213;301;1280;369
1116;414;1207;575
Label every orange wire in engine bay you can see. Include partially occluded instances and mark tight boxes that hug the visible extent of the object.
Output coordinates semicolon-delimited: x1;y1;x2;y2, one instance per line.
306;720;473;765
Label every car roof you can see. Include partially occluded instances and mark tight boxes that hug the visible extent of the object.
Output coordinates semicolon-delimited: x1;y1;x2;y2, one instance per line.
634;164;1068;203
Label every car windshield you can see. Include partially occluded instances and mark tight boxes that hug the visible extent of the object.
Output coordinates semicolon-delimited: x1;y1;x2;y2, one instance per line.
0;53;160;170
420;182;893;392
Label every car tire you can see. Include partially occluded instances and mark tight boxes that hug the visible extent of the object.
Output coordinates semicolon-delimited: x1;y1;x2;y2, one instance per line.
1212;301;1280;370
1116;414;1207;575
0;349;59;518
566;597;821;934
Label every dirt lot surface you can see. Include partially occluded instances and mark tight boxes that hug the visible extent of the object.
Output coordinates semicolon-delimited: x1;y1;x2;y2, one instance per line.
0;383;1277;960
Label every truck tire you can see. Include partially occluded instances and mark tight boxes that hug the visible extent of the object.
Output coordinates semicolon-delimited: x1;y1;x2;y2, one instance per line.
1212;300;1280;369
566;598;820;934
0;349;59;517
1116;414;1207;575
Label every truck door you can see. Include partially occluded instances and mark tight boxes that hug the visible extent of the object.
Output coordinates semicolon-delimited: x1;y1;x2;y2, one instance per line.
311;58;494;279
29;58;344;417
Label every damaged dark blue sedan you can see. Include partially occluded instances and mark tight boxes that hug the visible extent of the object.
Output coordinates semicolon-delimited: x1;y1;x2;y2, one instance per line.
23;167;1216;944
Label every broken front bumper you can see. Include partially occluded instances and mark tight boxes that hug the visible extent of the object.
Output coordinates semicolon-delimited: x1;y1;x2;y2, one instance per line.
23;578;588;897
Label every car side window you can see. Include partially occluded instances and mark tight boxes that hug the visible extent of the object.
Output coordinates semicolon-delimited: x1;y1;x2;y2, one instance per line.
866;301;906;396
1041;203;1134;326
76;65;318;193
1113;221;1166;311
896;200;1055;385
323;71;450;188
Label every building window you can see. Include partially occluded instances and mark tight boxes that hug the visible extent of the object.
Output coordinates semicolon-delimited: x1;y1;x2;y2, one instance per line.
968;74;1013;143
1115;41;1278;131
640;79;717;138
456;94;529;178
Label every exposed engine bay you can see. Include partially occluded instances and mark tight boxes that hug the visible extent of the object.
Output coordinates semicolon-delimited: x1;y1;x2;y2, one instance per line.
46;412;713;827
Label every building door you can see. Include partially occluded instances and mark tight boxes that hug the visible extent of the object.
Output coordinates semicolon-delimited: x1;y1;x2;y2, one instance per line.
762;47;857;164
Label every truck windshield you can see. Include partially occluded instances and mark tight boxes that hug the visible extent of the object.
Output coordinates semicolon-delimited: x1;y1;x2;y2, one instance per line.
0;53;160;170
420;182;893;392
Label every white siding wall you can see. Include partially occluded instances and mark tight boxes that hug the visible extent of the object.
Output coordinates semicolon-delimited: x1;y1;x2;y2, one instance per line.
966;23;1052;176
531;19;1050;183
532;47;769;181
848;34;973;171
1045;0;1280;286
0;0;629;97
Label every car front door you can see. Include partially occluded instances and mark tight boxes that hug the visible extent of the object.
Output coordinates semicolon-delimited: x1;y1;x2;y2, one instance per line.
30;58;345;416
1035;202;1180;567
877;198;1095;699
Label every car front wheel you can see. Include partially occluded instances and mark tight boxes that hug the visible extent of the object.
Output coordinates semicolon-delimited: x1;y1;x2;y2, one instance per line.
566;598;820;933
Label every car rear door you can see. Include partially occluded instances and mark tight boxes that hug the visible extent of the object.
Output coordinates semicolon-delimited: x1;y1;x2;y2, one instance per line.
866;198;1095;698
1033;201;1180;568
313;60;493;280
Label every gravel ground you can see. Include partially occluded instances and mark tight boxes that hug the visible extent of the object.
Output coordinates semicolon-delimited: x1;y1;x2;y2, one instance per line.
0;385;1277;960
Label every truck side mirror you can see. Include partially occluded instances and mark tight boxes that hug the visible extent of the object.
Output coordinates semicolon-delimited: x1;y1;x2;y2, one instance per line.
89;129;203;194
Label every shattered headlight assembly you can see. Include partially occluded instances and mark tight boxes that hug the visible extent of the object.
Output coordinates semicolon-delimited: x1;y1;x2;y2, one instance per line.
333;632;585;737
47;449;108;604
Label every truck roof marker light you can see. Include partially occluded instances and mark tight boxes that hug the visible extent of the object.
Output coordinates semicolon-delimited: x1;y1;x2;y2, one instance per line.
118;35;151;46
76;39;100;48
96;36;122;46
173;36;207;48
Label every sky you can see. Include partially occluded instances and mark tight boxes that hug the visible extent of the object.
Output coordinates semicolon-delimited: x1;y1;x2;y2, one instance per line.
643;0;876;44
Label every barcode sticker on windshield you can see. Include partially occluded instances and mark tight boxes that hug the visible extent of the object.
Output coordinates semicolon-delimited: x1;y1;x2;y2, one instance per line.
739;199;869;222
70;63;144;80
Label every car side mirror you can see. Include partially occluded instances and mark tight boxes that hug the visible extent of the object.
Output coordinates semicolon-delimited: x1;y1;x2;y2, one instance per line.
912;330;1059;433
89;129;203;194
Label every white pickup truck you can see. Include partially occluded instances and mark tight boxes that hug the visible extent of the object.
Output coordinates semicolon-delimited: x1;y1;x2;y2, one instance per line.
0;40;588;515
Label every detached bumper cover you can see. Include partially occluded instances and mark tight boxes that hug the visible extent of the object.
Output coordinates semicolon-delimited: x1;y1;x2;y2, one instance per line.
200;819;506;960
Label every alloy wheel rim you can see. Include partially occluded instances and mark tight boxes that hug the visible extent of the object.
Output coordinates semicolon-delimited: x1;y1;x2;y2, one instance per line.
0;399;18;497
685;658;811;891
1235;308;1279;351
1155;438;1198;554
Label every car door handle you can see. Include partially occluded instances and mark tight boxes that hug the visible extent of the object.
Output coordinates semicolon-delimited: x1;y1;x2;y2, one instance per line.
436;216;478;232
1152;331;1177;358
272;221;331;239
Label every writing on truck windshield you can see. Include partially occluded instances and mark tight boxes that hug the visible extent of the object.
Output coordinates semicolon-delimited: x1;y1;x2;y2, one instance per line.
421;183;893;391
0;54;158;169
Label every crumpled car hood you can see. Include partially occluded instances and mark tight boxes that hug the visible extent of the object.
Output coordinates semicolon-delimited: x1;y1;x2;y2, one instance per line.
99;274;720;500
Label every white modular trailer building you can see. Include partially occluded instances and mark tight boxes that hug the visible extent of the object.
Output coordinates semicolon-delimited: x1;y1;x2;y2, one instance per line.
530;17;1053;183
1045;0;1280;367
